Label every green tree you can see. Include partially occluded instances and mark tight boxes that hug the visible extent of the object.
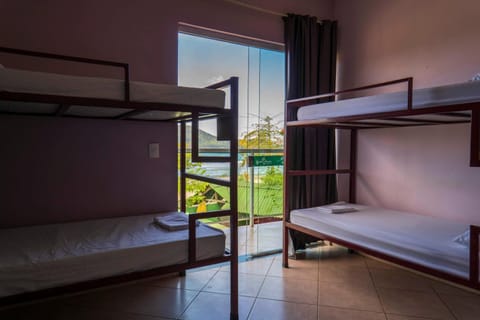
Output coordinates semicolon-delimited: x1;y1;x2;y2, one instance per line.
262;166;283;186
239;116;283;149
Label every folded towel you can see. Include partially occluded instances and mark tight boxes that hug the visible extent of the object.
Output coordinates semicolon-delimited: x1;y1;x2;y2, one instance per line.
153;212;199;231
316;204;357;214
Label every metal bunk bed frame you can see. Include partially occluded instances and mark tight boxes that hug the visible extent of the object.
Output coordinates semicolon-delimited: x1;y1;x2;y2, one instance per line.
283;77;480;291
0;46;239;320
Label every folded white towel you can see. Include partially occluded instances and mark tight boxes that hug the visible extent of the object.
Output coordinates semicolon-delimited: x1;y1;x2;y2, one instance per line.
153;212;199;231
316;204;357;214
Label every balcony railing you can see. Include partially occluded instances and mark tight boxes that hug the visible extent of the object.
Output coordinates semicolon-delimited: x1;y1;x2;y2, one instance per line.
181;148;284;227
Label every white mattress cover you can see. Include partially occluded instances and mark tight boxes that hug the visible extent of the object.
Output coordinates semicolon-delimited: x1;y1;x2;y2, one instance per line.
297;81;480;120
0;212;225;297
0;67;225;108
291;203;470;278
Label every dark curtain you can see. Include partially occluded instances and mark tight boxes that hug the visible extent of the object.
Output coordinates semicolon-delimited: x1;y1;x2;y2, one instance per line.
284;14;338;250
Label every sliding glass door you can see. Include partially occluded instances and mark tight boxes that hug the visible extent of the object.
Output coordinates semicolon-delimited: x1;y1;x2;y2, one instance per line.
178;31;285;256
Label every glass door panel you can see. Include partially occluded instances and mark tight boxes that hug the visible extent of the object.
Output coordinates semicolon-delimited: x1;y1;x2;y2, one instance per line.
178;32;284;256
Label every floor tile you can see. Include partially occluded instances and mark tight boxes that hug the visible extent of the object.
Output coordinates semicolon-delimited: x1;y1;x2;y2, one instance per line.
318;252;367;269
377;287;454;319
0;302;168;320
318;281;383;312
222;256;274;276
318;264;373;285
268;257;319;280
285;246;325;260
439;292;480;320
203;271;264;297
258;276;318;305
249;298;317;320
429;280;479;297
67;284;198;318
180;291;254;320
318;305;387;320
150;268;218;291
365;257;398;270
369;268;433;292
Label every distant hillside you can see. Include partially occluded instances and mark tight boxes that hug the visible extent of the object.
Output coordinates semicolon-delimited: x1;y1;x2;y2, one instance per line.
184;126;229;149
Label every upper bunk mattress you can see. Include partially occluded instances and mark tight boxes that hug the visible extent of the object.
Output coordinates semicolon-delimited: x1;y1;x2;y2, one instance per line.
290;203;470;278
0;212;225;297
0;67;225;117
297;80;480;120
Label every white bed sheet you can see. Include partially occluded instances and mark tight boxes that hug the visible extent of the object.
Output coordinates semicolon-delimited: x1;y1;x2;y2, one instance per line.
0;212;225;297
291;203;470;278
297;81;480;120
0;67;225;108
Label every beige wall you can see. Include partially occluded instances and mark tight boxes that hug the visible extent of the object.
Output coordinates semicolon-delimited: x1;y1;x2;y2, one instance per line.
334;0;480;223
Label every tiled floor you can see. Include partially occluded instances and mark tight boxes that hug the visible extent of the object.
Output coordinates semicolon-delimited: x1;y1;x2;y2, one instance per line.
2;244;480;320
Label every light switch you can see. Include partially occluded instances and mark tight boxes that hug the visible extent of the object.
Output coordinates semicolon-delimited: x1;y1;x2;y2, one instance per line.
149;143;160;159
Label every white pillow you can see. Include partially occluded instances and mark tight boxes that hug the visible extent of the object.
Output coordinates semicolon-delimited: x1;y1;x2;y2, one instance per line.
453;229;470;246
472;73;480;81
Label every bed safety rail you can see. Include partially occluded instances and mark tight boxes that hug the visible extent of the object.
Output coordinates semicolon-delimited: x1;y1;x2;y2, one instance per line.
286;77;413;110
0;46;233;118
0;46;130;101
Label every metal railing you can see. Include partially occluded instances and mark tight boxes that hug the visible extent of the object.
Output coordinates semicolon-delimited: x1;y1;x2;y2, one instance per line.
181;148;284;226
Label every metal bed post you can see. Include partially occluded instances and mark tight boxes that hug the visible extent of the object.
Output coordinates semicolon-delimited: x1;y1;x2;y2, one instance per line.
229;77;239;320
470;109;480;167
282;114;290;268
349;129;357;203
180;121;187;213
469;225;480;287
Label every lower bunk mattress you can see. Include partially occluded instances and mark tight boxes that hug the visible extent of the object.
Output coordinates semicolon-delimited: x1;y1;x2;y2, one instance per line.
0;212;225;297
290;203;470;278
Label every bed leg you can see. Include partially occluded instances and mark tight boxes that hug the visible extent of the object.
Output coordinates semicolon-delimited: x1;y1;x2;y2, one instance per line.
230;313;239;320
179;270;186;277
283;225;289;268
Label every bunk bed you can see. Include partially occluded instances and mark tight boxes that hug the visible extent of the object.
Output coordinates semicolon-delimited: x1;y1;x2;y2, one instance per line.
283;77;480;290
0;47;239;320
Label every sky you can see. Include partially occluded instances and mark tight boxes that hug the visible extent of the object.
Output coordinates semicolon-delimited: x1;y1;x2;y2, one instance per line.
178;33;285;139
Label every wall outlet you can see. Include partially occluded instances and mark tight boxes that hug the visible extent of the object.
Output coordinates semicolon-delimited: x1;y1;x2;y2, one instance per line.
149;143;160;159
